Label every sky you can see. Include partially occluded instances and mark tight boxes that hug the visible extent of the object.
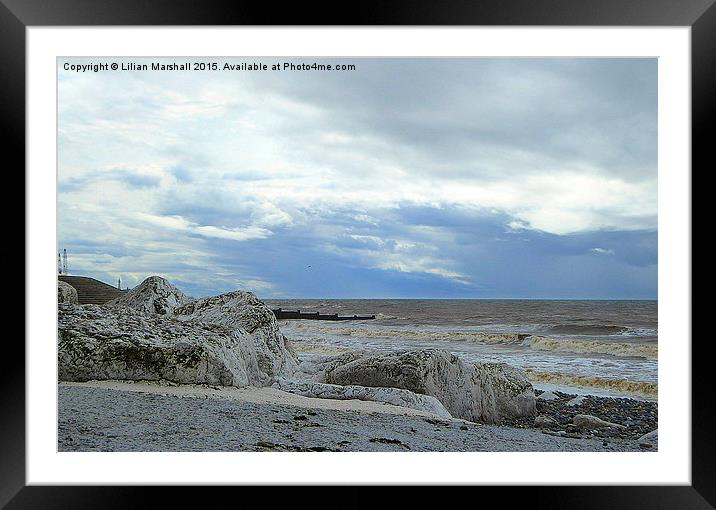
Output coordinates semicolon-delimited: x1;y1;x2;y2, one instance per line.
57;58;657;299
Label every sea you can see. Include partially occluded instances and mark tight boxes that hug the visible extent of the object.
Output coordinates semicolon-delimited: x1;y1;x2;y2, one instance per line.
264;299;658;401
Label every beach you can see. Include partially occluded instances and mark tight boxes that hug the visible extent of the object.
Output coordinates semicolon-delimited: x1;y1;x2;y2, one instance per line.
58;381;647;452
56;277;658;453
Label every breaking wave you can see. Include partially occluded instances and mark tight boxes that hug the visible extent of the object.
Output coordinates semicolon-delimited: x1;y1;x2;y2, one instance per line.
525;369;658;396
526;336;658;359
284;323;657;359
546;324;628;335
375;313;411;320
543;324;657;337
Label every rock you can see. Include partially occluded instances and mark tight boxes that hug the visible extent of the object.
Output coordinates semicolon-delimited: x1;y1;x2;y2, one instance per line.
175;291;276;334
534;414;559;429
273;377;452;419
58;280;78;304
174;290;298;379
637;429;658;447
537;390;559;401
566;395;586;407
323;349;536;424
58;285;298;386
108;276;191;315
573;414;626;430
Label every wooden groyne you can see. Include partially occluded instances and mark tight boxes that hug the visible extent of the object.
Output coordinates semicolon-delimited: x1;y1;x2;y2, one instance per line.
272;308;375;321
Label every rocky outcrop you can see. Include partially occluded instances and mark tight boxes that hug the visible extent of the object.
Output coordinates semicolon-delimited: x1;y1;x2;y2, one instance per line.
322;349;536;424
175;291;298;382
107;276;191;315
58;280;78;304
273;378;451;419
59;277;298;387
175;291;276;333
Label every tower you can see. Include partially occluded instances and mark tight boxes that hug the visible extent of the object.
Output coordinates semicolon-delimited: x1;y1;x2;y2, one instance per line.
58;253;63;275
62;249;68;275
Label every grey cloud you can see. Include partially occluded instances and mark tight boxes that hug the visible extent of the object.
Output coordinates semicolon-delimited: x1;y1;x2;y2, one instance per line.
241;58;656;182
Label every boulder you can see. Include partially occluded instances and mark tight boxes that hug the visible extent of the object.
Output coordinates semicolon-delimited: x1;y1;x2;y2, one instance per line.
637;429;658;448
573;414;626;430
175;290;298;381
175;291;277;333
537;390;560;401
566;395;586;407
273;378;452;419
323;349;536;424
58;280;78;304
534;414;560;429
107;275;191;315
58;285;298;387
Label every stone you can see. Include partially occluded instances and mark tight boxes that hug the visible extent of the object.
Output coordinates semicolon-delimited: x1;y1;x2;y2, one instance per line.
573;414;626;430
273;378;452;418
107;275;191;315
637;429;658;448
534;414;559;429
537;390;560;401
58;280;78;304
566;395;586;407
322;348;536;424
175;291;276;333
58;280;298;386
175;290;299;380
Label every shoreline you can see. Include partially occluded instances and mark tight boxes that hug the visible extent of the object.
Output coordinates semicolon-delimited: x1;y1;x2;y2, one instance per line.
58;381;653;452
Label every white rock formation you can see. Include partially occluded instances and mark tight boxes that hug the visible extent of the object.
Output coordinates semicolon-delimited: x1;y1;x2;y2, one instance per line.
322;349;536;424
573;414;626;430
107;275;191;315
58;280;78;304
59;277;298;387
273;377;452;419
175;291;299;381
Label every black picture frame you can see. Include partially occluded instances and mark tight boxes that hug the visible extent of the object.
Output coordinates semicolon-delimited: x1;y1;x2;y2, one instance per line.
4;0;709;506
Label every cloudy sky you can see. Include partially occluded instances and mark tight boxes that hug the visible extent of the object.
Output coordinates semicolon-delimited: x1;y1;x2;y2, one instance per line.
58;58;657;299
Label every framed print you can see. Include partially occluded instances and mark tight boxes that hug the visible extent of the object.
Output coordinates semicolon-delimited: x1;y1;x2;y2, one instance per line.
5;0;710;505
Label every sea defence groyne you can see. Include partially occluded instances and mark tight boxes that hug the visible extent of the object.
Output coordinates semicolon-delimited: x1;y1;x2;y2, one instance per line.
272;308;375;321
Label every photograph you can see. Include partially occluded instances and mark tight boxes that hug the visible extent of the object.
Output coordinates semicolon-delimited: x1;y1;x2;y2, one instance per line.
56;56;659;453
